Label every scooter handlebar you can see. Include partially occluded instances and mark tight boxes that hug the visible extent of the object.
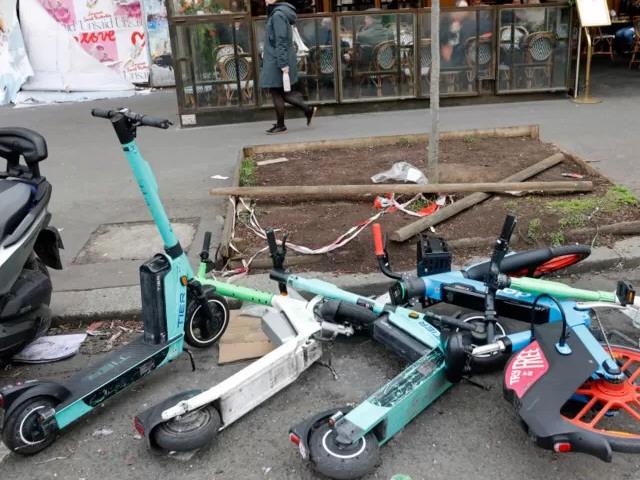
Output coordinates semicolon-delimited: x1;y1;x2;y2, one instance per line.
91;108;172;129
372;223;385;257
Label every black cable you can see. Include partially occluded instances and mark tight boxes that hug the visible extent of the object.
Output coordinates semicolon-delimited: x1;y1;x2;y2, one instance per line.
530;293;568;348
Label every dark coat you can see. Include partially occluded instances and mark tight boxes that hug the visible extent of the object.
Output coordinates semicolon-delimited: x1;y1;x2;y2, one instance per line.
260;2;299;88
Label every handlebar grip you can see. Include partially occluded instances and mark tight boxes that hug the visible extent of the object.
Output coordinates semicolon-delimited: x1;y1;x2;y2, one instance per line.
139;114;172;129
372;224;385;257
91;108;114;119
500;214;517;242
319;300;378;329
202;231;212;253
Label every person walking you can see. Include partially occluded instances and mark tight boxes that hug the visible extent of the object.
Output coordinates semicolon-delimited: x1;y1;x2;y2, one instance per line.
260;0;316;134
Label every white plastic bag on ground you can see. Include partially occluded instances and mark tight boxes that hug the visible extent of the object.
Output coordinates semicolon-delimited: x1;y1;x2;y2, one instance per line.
371;162;428;184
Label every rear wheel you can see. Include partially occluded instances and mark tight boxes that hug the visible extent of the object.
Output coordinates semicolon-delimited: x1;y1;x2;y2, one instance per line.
308;422;380;480
153;405;221;452
560;345;640;452
184;290;229;348
2;396;58;455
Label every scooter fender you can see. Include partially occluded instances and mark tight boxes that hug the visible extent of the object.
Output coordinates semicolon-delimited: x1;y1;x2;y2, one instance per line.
135;389;203;453
34;226;64;270
289;406;352;460
1;380;70;422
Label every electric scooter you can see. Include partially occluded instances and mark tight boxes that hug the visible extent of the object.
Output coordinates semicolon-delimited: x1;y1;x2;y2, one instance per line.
134;229;359;453
0;128;64;361
133;220;591;454
0;110;234;455
288;216;639;478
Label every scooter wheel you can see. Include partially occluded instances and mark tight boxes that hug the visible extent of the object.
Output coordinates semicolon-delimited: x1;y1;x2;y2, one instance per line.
2;396;58;455
184;290;229;348
153;404;221;452
308;422;379;480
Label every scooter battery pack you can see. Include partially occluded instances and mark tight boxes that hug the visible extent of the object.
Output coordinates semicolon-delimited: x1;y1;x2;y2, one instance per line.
373;317;429;363
139;254;170;344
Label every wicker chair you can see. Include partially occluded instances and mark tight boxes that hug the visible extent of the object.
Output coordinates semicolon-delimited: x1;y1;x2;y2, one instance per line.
521;31;557;89
465;36;494;91
630;17;640;69
309;45;335;100
591;27;615;61
219;55;253;105
371;40;398;97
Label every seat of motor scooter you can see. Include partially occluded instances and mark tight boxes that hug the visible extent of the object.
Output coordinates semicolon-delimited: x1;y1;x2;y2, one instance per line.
0;179;32;241
0;128;47;164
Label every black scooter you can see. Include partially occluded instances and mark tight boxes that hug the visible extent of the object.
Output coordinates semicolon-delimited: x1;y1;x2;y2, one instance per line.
0;128;63;361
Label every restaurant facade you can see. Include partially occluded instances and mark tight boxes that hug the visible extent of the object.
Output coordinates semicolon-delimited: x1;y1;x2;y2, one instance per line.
166;0;575;125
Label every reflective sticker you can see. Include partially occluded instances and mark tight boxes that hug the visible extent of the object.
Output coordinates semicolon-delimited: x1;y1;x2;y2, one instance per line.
505;341;549;398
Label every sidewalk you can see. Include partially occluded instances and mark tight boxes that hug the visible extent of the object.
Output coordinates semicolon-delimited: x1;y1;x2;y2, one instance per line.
1;78;638;302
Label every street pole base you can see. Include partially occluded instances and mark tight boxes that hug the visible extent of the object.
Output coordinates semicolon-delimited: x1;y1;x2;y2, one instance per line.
573;96;602;104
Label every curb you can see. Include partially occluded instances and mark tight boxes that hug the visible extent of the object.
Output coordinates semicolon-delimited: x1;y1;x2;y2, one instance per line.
51;237;640;325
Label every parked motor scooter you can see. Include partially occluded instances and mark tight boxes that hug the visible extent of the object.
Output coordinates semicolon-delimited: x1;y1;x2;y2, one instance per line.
0;128;64;361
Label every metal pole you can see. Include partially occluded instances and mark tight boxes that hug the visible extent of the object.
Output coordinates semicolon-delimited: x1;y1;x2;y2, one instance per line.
574;25;581;98
428;0;440;183
574;27;601;104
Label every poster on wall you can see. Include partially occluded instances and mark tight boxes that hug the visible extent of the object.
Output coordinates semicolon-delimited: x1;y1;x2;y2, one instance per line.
0;0;34;104
143;0;174;87
38;0;151;83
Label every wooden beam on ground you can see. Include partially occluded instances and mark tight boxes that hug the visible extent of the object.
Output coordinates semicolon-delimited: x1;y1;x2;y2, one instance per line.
390;153;567;242
446;220;640;250
209;180;590;200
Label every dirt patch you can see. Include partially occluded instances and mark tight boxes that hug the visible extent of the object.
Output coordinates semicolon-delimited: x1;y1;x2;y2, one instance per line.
231;136;640;274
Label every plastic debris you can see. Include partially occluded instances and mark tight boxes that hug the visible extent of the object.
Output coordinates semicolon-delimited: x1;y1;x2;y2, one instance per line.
371;162;427;184
12;334;87;363
561;172;585;179
92;428;114;437
210;175;230;180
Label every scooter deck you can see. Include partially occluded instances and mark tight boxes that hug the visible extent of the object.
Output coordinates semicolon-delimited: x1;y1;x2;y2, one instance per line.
58;335;172;410
503;322;614;461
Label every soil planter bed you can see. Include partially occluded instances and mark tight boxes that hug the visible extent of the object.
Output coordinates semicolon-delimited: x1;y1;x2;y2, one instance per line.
218;125;640;275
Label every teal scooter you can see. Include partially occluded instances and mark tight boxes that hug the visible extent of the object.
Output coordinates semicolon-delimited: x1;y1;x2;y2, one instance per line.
0;109;261;454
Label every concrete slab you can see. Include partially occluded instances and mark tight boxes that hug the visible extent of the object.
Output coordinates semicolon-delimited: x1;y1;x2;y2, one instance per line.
613;236;640;269
73;219;198;264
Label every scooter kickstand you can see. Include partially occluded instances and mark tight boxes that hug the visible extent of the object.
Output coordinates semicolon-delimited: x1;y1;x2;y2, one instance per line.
318;348;339;380
462;376;491;391
183;348;197;372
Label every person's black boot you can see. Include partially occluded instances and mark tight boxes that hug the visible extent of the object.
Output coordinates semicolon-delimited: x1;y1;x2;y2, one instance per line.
266;124;287;135
306;106;317;126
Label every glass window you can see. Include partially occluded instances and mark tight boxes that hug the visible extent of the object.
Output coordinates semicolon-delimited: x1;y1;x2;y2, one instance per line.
497;6;571;93
338;12;415;101
174;19;256;109
418;7;494;97
170;0;248;16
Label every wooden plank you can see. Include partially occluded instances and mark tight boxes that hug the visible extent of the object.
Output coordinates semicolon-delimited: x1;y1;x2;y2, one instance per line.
209;180;591;199
446;221;640;250
243;125;540;156
390;153;567;242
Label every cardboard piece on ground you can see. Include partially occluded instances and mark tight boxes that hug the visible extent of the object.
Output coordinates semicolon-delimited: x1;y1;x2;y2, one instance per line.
218;310;275;364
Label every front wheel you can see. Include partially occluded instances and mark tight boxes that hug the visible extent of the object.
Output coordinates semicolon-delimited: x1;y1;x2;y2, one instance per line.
308;422;380;480
152;404;221;452
2;396;58;455
184;290;229;348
